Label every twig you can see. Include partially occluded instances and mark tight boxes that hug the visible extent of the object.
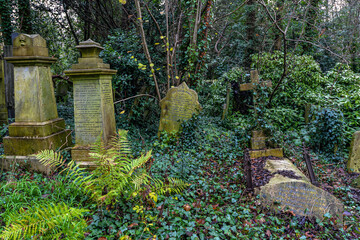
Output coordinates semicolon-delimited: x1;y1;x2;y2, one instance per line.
114;94;158;104
213;0;249;23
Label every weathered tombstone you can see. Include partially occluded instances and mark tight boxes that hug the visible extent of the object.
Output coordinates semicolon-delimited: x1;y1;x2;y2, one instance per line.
0;60;8;125
258;158;344;225
239;70;283;159
2;34;72;172
347;131;360;173
64;39;117;169
351;175;360;188
158;82;201;134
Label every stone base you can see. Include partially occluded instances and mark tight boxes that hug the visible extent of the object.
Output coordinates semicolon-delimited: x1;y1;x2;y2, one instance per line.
4;129;72;156
0;156;52;174
249;148;283;159
71;148;97;170
8;118;67;137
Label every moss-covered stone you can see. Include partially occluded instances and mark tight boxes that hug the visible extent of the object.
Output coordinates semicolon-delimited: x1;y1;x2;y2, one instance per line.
8;118;66;137
4;129;72;156
2;33;72;159
159;82;201;134
1;156;52;175
259;158;344;226
348;131;360;173
249;148;283;159
13;34;49;57
351;176;360;188
65;39;117;167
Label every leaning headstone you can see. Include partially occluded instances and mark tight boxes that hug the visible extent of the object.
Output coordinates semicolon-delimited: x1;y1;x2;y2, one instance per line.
347;131;360;173
257;157;343;225
2;34;72;173
0;61;8;125
65;39;117;169
158;82;201;134
351;175;360;188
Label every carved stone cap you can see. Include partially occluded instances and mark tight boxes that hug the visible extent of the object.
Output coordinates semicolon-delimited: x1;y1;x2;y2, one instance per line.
65;39;114;72
13;34;49;57
76;39;104;58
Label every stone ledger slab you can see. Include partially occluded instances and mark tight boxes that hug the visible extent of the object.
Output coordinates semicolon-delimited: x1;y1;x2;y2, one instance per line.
347;131;360;173
2;34;72;163
159;82;201;134
259;158;343;225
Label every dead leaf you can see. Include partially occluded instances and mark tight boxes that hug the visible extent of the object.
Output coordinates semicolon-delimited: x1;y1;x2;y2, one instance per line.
127;223;138;228
183;204;191;211
196;219;205;225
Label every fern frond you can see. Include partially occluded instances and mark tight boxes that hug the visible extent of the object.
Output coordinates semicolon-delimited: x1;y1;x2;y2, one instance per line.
127;150;152;175
36;149;64;171
154;177;190;195
110;129;132;157
0;202;88;240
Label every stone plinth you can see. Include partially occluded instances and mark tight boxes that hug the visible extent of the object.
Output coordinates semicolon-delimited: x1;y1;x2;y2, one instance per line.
347;131;360;173
258;158;343;225
3;34;71;162
1;156;52;175
159;82;201;134
64;39;117;168
0;60;8;125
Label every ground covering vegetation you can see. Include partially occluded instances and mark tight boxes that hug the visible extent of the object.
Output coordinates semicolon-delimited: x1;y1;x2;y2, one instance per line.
1;0;360;239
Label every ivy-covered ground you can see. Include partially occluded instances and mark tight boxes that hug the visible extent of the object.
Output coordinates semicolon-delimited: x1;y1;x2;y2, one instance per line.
0;112;359;239
1;53;360;239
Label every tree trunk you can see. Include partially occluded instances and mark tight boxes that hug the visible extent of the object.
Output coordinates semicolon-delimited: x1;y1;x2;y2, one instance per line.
243;0;256;70
0;0;13;45
18;0;33;33
303;0;321;53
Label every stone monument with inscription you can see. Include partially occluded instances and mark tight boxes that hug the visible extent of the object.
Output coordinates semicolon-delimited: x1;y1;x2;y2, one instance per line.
0;60;8;125
347;131;360;173
159;82;201;134
65;39;117;168
258;158;344;225
2;34;72;172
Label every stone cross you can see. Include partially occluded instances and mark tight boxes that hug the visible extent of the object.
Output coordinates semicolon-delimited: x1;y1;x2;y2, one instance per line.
239;70;272;117
239;70;272;150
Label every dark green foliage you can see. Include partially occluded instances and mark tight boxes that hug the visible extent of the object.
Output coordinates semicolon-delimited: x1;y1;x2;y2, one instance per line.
308;106;344;161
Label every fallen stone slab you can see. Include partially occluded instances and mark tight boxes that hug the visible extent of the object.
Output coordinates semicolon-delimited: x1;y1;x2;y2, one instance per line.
256;158;344;225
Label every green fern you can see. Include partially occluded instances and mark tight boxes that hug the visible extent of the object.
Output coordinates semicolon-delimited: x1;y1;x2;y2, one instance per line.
36;129;189;205
0;202;88;240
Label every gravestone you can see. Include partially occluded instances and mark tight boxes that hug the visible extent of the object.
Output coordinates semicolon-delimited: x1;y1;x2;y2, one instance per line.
258;158;344;225
65;39;117;169
347;131;360;173
158;82;201;134
2;34;72;172
239;70;283;159
0;61;8;125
